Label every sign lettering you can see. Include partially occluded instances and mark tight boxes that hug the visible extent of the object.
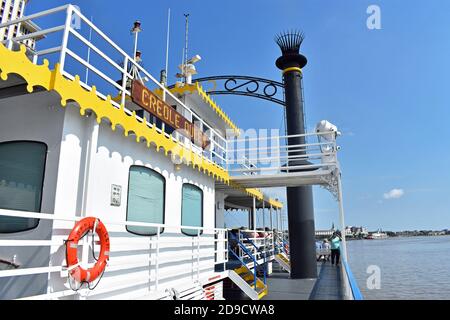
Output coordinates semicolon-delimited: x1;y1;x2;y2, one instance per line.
131;80;210;149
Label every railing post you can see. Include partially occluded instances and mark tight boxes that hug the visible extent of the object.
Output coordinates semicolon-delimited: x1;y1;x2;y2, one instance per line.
262;201;266;260
59;5;73;73
121;56;128;108
337;169;348;262
252;197;256;259
269;205;273;231
225;139;229;171
155;226;160;290
224;230;227;270
197;229;200;280
209;131;213;162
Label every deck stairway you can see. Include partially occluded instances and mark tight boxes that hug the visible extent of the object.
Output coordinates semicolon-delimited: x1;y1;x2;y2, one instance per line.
227;233;268;300
273;233;291;273
274;252;291;273
229;266;268;300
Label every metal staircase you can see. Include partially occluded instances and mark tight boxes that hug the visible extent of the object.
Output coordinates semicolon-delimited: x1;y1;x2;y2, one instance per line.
227;233;268;300
274;252;291;273
274;233;291;273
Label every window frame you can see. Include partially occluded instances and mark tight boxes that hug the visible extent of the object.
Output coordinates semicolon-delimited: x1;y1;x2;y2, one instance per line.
181;183;204;237
125;165;166;237
0;140;48;234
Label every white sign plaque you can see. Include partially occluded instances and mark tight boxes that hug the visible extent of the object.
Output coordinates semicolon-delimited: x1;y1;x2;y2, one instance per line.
111;184;122;206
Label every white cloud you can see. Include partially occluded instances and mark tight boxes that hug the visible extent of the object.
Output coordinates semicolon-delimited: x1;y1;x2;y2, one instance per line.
383;188;405;200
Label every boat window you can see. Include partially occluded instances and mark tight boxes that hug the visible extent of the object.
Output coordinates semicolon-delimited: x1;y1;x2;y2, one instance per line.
126;165;165;236
181;183;203;236
0;141;47;233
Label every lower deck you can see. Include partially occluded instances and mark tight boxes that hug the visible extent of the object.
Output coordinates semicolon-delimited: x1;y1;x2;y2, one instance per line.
264;262;343;300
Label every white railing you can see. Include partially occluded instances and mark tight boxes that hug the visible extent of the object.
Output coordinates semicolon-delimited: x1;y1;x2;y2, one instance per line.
229;229;275;264
0;208;228;300
0;5;337;175
273;230;290;258
226;131;339;176
0;4;339;177
0;4;227;169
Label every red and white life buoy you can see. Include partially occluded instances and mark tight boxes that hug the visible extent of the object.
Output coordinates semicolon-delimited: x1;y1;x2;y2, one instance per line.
65;217;110;284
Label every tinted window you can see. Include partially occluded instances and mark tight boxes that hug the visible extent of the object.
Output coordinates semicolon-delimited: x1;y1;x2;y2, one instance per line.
126;166;165;236
0;141;47;233
181;184;203;236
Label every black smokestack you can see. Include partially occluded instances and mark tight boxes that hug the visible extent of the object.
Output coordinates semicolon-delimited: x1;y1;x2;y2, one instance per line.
275;30;317;279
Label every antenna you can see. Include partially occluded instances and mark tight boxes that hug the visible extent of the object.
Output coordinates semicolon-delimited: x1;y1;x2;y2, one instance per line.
164;8;171;83
85;16;93;84
160;8;171;101
183;13;189;84
176;14;201;85
130;20;142;80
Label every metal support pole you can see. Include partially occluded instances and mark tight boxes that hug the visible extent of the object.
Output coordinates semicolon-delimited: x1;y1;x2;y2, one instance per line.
262;201;266;259
252;197;256;233
59;5;73;72
156;226;160;290
337;170;348;261
262;201;266;231
269;205;273;231
269;205;274;256
277;208;280;232
133;29;139;62
253;197;257;259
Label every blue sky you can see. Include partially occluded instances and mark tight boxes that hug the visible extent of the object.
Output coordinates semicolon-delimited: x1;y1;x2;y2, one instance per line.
27;0;450;231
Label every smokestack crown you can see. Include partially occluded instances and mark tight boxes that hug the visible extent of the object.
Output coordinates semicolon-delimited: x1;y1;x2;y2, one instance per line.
275;30;305;55
275;30;307;70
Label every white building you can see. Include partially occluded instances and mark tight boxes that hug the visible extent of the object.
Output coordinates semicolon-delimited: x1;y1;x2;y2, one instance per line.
0;0;41;49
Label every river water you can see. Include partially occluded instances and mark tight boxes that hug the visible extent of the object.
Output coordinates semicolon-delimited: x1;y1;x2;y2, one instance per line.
346;235;450;300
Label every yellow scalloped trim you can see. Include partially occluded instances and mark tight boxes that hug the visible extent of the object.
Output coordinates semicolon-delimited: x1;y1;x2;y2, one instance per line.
0;44;229;183
227;183;283;209
165;83;240;136
268;198;283;209
245;188;264;200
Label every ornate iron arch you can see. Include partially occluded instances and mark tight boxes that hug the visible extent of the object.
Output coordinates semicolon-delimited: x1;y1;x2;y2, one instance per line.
171;75;286;106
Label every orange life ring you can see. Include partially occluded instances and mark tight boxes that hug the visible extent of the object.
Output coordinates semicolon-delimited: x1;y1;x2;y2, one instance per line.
66;217;110;283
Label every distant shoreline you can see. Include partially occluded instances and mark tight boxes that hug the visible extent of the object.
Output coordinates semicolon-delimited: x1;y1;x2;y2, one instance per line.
347;234;450;240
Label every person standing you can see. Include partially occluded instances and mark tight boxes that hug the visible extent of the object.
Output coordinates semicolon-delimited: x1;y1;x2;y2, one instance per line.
329;232;342;265
322;239;331;262
315;240;323;261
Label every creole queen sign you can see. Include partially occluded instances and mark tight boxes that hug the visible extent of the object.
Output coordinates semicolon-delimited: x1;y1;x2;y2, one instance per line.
131;80;210;149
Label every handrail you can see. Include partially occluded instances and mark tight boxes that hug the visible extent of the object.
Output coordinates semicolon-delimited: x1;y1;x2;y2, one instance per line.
0;208;223;232
232;130;338;142
242;236;266;285
0;208;229;299
228;232;259;288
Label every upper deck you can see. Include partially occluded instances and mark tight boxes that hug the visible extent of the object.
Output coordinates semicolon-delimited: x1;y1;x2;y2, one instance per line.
0;4;341;196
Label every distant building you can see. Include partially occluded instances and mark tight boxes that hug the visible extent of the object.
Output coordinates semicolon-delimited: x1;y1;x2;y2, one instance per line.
0;0;42;49
351;226;368;238
345;226;353;237
315;223;335;238
316;224;370;239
